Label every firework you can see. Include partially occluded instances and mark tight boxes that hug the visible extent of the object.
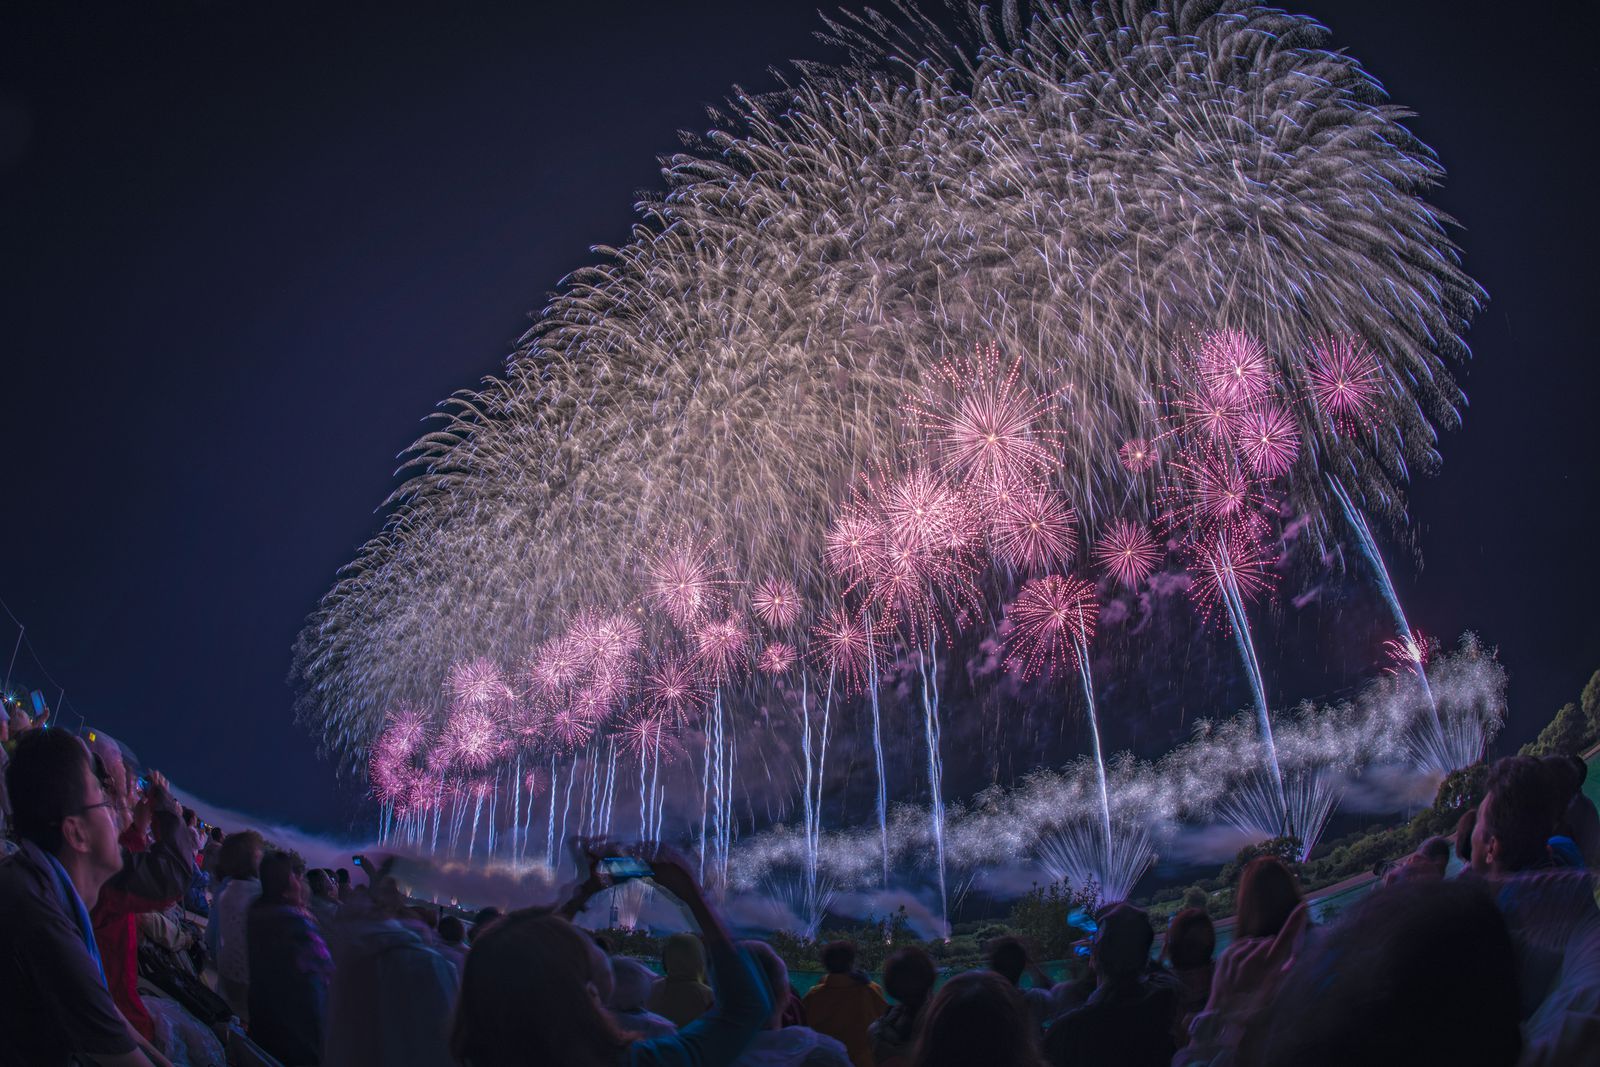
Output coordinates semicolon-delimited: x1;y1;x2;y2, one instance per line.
1235;404;1301;479
642;655;711;727
757;641;799;675
809;607;881;692
750;577;803;630
1197;330;1275;405
692;615;750;681
1187;531;1278;630
644;541;731;629
1002;574;1098;680
1118;438;1157;474
445;657;512;708
915;342;1059;490
989;489;1078;574
1306;335;1385;433
824;508;879;586
440;704;507;771
1160;446;1270;542
1092;520;1163;588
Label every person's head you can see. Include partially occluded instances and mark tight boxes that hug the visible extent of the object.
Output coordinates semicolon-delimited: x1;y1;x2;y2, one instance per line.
1455;806;1477;864
1092;903;1154;984
216;828;265;881
1417;835;1452;874
742;941;792;1028
208;825;223;844
883;946;938;1010
469;907;503;945
5;728;122;879
1259;878;1520;1066
438;914;466;946
336;867;351;888
820;939;858;975
451;909;628;1067
258;849;308;908
1163;907;1215;970
1540;755;1583;809
181;806;197;828
986;936;1028;985
607;955;657;1014
407;904;439;930
307;867;336;901
1473;755;1555;874
910;970;1042;1067
1234;855;1303;939
660;931;707;980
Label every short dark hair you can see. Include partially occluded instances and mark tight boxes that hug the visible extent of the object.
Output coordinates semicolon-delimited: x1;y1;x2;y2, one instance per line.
336;867;350;884
470;907;503;944
1483;756;1556;871
182;806;197;826
883;946;937;1007
439;915;466;944
258;850;306;907
216;829;265;881
1094;903;1155;981
208;826;224;843
5;729;96;853
820;940;857;974
1164;907;1216;969
986;936;1027;985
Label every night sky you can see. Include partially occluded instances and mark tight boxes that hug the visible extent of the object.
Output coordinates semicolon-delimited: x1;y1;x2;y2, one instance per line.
3;1;1597;838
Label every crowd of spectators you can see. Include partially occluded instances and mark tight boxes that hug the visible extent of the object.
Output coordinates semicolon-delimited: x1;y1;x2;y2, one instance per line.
2;710;1597;1067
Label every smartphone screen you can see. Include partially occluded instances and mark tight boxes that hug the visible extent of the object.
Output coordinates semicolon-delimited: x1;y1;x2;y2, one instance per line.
599;856;653;881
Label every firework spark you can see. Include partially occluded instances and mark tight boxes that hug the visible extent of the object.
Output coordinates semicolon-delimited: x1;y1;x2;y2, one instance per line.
989;488;1078;573
1002;574;1098;680
809;608;881;693
915;342;1059;489
1092;520;1164;589
1118;438;1157;474
1307;335;1385;433
1235;404;1301;479
757;641;800;675
750;577;803;630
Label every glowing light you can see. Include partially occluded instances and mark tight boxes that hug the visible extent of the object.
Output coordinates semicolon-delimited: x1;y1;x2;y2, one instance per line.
1118;438;1156;473
989;488;1078;573
1002;574;1098;680
757;641;800;675
1307;335;1385;433
750;577;803;630
809;608;881;693
915;342;1059;489
1235;404;1301;478
1092;520;1163;588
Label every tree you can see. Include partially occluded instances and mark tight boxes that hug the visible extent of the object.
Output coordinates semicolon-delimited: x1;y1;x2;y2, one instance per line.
1580;669;1600;745
1520;702;1589;758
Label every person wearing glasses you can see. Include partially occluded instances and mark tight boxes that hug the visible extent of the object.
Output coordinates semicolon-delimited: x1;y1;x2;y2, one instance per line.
0;728;175;1066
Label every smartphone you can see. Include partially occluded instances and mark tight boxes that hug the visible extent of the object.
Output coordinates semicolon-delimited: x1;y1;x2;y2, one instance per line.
136;776;150;792
599;856;653;881
352;855;365;867
1072;941;1091;958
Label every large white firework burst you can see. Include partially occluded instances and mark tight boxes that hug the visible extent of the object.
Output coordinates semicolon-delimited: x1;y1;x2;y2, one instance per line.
296;0;1480;760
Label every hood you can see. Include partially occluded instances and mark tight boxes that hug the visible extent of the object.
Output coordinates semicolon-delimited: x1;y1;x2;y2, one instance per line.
661;932;707;980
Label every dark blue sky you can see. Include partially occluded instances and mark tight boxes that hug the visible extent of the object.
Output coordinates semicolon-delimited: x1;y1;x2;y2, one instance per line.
3;1;1596;836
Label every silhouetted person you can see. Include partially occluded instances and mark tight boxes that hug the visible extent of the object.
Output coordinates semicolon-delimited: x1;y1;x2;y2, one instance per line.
248;849;333;1065
870;946;937;1067
648;932;716;1027
1043;904;1176;1067
909;970;1044;1067
801;941;886;1067
1233;857;1302;939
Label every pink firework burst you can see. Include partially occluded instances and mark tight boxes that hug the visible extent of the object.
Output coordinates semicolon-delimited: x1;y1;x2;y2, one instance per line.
824;508;879;585
1160;446;1270;541
1306;335;1384;433
1175;381;1241;443
1234;404;1301;478
568;609;643;674
547;703;596;750
617;710;683;764
1383;631;1435;677
439;704;507;771
750;576;803;630
692;615;750;681
642;656;711;728
643;540;730;628
1001;574;1098;680
808;607;882;692
757;641;800;675
519;634;585;699
989;488;1078;573
1197;330;1275;404
376;704;432;759
1187;531;1278;629
878;466;971;552
915;342;1059;489
1119;438;1157;473
1092;519;1164;588
445;657;512;707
